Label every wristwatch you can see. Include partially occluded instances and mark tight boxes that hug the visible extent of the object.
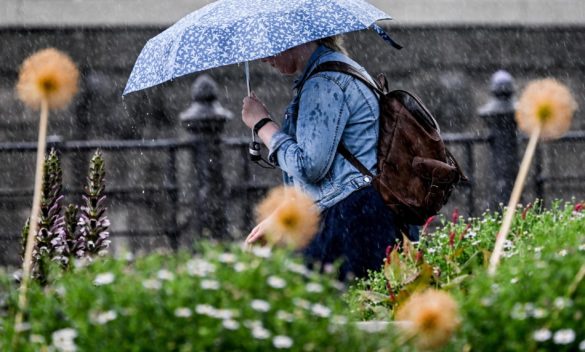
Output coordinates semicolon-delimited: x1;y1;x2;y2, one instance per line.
253;117;274;135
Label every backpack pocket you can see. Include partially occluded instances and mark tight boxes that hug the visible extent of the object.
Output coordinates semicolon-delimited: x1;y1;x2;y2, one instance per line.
412;156;460;213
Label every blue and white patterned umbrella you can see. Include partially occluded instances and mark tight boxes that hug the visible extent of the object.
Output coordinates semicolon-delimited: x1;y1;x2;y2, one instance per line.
123;0;398;95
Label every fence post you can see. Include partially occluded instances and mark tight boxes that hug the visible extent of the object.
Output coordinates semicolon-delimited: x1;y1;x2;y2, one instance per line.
478;70;519;211
180;74;233;239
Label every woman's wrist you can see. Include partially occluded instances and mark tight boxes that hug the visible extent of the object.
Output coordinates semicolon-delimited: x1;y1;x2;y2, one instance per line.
253;116;274;135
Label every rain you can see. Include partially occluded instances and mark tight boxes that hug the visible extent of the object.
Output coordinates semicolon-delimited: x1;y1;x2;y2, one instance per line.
0;0;584;351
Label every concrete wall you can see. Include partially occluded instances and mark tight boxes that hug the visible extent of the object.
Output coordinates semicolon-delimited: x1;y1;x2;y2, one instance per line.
1;0;584;26
0;3;584;264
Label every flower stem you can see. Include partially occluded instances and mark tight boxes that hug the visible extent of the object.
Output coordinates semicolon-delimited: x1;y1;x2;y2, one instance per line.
13;98;49;347
488;125;541;276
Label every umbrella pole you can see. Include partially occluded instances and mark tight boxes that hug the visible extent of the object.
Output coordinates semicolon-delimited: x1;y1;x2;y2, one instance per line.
244;61;256;142
245;61;251;96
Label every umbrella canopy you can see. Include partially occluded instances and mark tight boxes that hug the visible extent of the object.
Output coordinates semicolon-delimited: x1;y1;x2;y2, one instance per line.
123;0;397;95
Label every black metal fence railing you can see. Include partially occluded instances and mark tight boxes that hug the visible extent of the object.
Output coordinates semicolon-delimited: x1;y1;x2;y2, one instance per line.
1;73;584;266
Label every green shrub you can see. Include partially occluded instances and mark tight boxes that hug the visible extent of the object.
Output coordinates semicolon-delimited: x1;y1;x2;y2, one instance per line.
346;200;585;351
1;244;400;352
459;202;585;351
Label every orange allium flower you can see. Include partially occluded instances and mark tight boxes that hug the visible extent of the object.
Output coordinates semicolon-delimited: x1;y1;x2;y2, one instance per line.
395;289;460;350
256;186;320;249
16;48;79;110
515;78;577;140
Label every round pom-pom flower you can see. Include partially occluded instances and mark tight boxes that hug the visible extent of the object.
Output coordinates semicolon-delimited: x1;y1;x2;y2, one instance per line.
395;289;460;350
256;186;320;249
16;48;79;110
515;78;577;140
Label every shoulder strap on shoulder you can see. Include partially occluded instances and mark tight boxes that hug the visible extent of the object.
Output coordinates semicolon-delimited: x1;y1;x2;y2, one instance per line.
309;61;385;95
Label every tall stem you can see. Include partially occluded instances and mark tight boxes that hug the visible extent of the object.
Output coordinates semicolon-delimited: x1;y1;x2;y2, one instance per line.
488;125;541;276
13;98;49;343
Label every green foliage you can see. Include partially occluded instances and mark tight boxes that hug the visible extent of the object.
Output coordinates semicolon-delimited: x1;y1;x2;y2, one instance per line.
459;201;585;351
346;200;585;351
1;244;399;352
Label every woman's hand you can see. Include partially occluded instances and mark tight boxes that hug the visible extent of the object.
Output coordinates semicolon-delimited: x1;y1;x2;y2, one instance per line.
242;91;270;129
245;217;271;245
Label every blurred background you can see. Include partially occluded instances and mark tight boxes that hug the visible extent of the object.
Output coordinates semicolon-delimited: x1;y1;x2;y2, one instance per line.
1;0;584;266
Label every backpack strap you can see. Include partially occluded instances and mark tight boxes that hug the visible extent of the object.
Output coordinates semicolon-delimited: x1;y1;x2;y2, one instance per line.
309;61;385;95
308;61;382;179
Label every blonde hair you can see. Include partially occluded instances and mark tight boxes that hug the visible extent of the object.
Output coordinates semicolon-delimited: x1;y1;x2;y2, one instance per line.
316;36;348;55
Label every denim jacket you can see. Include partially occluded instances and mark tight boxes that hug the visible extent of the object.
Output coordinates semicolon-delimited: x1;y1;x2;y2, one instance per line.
268;45;380;209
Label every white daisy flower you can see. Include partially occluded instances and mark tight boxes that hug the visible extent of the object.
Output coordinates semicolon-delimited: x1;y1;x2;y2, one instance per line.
218;253;236;263
142;279;162;290
311;303;331;318
51;328;77;352
201;279;220;290
251;299;271;312
186;258;216;277
579;340;585;350
306;282;324;293
233;262;247;272
252;246;272;258
195;304;215;315
273;335;293;349
285;262;310;276
222;319;240;330
30;334;46;344
293;298;311;310
267;276;287;289
554;297;571;310
252;326;271;340
91;310;117;325
356;321;389;333
174;307;192;318
331;315;348;325
93;272;115;286
502;239;514;250
157;269;175;281
553;329;576;345
210;309;234;320
533;328;552;342
276;310;295;323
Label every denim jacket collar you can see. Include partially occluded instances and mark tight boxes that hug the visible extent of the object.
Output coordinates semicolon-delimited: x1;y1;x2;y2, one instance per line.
293;45;333;93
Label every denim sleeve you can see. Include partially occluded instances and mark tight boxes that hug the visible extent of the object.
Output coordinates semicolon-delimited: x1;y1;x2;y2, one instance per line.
269;75;349;183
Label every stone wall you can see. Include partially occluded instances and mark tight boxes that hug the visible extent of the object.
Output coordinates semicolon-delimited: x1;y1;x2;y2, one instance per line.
1;25;584;265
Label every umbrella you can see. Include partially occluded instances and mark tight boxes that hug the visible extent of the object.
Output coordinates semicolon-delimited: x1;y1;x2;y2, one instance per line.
123;0;400;95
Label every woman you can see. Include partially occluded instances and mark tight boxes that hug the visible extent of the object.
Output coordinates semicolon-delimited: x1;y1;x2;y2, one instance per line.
242;37;407;280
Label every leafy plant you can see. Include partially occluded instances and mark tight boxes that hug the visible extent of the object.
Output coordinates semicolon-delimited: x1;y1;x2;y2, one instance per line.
1;244;401;352
19;149;110;282
78;150;110;257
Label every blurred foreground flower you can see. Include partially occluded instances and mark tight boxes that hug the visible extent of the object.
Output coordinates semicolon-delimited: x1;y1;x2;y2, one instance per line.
17;48;79;110
515;78;577;140
256;186;320;249
489;78;577;275
14;48;80;340
395;289;460;350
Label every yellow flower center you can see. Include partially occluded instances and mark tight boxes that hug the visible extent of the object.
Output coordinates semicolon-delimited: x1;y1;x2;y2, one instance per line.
418;310;440;332
536;103;552;123
40;76;58;95
280;211;299;231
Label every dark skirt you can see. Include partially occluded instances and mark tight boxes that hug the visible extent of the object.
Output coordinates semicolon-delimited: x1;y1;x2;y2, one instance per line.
303;185;417;281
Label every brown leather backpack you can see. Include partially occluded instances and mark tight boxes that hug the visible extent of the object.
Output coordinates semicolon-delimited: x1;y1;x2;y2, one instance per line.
309;61;468;225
